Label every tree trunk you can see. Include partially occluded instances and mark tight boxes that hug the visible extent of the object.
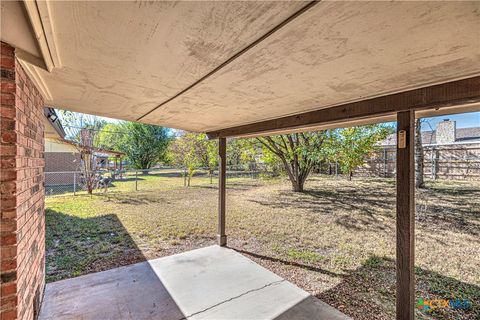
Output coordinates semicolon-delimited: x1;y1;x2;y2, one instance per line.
291;179;305;192
348;171;353;181
256;135;317;193
415;119;425;188
183;168;187;187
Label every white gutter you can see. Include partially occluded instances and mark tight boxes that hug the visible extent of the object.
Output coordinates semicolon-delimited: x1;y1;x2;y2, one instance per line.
23;0;61;72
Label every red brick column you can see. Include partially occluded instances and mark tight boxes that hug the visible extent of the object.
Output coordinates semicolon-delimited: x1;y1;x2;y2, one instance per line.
1;42;46;320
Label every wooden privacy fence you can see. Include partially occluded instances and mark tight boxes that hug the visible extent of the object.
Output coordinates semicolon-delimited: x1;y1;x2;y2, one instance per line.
357;144;480;180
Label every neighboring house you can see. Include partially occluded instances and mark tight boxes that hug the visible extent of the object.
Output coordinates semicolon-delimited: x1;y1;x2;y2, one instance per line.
44;108;82;173
43;108;124;186
380;119;480;147
360;119;480;180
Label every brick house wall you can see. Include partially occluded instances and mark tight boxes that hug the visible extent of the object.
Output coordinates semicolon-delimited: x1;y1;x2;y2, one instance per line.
44;152;80;173
44;153;81;186
1;42;46;320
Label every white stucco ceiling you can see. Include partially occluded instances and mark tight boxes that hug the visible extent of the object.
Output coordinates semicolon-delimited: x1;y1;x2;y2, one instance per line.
6;1;480;132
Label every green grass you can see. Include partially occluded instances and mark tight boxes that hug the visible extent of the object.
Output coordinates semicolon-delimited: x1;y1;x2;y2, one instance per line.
45;173;480;320
286;248;326;263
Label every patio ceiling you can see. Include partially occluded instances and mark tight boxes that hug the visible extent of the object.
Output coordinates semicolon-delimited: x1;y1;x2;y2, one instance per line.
3;1;480;133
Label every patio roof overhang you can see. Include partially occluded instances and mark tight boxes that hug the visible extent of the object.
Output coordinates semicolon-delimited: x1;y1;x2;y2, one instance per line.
2;2;480;319
2;1;479;135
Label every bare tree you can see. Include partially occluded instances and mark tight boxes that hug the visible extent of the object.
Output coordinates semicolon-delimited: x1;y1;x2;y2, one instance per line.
59;110;106;194
76;128;100;194
415;118;425;188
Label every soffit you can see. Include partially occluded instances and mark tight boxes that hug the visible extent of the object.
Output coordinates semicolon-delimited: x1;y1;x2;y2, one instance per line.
15;1;480;132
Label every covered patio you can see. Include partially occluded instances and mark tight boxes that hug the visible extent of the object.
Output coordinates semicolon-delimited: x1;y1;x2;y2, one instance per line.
39;246;349;320
1;1;479;319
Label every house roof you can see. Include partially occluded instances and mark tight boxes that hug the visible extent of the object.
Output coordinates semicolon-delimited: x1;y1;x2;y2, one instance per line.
381;127;480;146
3;1;480;134
43;107;66;139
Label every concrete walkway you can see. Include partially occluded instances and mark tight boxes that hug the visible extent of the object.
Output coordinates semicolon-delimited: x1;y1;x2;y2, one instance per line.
39;246;350;320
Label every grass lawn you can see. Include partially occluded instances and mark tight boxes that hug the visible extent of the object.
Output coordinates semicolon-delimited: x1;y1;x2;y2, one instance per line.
45;172;479;320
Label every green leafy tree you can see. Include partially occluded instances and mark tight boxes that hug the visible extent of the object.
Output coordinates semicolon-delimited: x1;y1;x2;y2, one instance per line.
227;138;258;169
167;132;205;186
330;124;392;180
117;122;170;170
189;133;219;184
97;122;170;171
205;137;218;184
256;132;328;192
96;123;125;151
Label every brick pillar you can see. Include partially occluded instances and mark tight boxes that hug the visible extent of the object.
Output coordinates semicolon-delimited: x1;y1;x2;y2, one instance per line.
1;41;46;320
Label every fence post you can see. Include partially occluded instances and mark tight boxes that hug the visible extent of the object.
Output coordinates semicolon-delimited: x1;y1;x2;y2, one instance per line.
384;149;388;177
335;160;338;179
430;147;435;180
73;172;76;196
431;148;437;180
135;170;138;191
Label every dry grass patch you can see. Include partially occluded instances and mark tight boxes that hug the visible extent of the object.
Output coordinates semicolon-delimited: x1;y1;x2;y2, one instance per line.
46;174;479;320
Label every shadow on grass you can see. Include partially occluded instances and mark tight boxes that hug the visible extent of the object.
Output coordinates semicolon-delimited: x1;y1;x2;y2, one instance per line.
247;178;480;237
316;256;479;320
101;192;171;205
142;171;208;178
247;186;395;232
45;209;148;283
233;248;344;278
192;181;263;191
233;247;479;320
44;209;187;319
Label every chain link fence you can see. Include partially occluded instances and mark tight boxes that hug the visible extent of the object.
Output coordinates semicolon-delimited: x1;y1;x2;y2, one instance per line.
45;166;271;196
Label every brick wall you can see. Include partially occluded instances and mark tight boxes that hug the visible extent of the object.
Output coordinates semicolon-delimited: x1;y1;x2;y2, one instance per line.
1;42;46;320
44;153;81;186
45;152;81;173
436;120;456;145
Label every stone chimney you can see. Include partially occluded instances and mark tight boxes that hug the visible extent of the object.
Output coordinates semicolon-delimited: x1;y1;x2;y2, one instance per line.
436;119;456;144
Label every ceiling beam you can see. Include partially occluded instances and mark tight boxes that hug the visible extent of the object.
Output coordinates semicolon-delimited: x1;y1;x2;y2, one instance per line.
206;76;480;138
136;1;318;121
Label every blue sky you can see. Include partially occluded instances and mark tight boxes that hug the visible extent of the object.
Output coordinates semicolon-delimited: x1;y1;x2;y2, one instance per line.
382;111;479;131
60;109;479;132
420;112;479;130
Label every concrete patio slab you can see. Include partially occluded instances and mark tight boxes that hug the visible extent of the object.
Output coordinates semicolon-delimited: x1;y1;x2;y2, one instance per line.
39;245;350;320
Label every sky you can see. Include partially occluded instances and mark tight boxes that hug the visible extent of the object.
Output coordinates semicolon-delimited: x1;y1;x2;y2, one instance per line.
420;112;479;131
57;109;479;132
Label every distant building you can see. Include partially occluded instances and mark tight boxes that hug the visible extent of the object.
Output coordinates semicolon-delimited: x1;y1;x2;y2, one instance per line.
44;108;81;172
380;119;480;147
361;119;480;180
43;108;124;186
